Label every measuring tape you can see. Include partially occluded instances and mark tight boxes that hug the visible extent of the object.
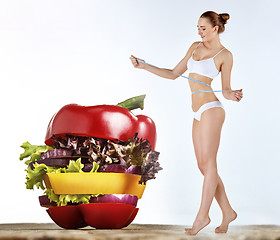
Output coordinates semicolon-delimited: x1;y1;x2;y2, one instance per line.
136;59;233;94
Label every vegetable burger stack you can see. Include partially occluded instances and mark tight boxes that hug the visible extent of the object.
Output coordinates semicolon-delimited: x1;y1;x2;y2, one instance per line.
19;95;162;229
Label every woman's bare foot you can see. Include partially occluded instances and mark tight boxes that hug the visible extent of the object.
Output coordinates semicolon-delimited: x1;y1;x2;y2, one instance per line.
215;210;237;233
185;217;211;235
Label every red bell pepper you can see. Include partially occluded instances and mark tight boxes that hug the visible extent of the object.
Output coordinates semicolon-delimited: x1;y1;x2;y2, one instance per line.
47;203;139;229
45;104;157;149
47;205;87;229
79;203;137;229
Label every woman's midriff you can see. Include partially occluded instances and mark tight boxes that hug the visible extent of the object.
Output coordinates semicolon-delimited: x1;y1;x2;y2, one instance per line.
188;73;219;112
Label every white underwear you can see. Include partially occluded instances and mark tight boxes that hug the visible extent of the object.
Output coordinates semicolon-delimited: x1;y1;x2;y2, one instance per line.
193;101;224;121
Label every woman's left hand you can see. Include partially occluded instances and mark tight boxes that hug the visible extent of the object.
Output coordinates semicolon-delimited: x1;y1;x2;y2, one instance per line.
224;89;243;102
232;89;243;102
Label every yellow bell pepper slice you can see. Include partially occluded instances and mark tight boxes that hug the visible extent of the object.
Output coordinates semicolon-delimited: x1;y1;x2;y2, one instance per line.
43;173;146;199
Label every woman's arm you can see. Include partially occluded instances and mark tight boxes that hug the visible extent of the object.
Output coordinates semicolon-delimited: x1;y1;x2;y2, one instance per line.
130;42;199;80
221;51;243;101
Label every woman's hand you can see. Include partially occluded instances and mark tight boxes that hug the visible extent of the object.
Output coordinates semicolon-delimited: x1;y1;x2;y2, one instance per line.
130;55;146;69
224;89;243;102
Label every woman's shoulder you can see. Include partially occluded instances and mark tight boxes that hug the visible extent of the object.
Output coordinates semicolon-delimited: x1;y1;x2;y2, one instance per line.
218;47;233;65
185;41;201;55
190;41;201;48
221;47;233;60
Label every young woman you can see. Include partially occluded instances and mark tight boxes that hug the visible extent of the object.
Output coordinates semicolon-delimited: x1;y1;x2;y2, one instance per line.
130;11;242;235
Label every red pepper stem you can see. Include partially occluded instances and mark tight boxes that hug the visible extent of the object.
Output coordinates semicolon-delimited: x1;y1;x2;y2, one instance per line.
116;94;146;111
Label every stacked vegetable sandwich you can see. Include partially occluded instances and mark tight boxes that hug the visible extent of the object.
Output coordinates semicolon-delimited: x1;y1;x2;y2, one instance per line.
19;95;162;229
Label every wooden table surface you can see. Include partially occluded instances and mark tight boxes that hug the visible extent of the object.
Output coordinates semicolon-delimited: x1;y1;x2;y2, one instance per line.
1;223;280;240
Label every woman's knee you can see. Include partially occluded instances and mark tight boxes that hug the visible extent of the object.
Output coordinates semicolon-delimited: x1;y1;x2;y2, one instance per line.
197;161;205;175
197;158;217;174
198;166;205;175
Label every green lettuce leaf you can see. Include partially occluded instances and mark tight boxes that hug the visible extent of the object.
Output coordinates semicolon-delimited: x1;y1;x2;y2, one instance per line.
44;189;100;206
89;162;99;173
66;158;99;173
25;163;47;190
25;159;87;190
20;140;102;206
44;189;59;203
66;158;84;173
20;142;54;165
25;158;87;190
26;163;66;190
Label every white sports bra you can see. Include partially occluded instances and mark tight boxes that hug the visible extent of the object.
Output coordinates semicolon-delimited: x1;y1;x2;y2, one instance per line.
187;42;225;79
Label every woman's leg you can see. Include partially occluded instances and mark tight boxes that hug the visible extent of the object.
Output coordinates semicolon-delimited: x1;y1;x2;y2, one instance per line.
214;176;237;233
185;107;231;235
191;114;237;233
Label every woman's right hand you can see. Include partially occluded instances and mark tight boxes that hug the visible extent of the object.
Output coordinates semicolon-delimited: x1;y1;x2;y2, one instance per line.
130;55;146;69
